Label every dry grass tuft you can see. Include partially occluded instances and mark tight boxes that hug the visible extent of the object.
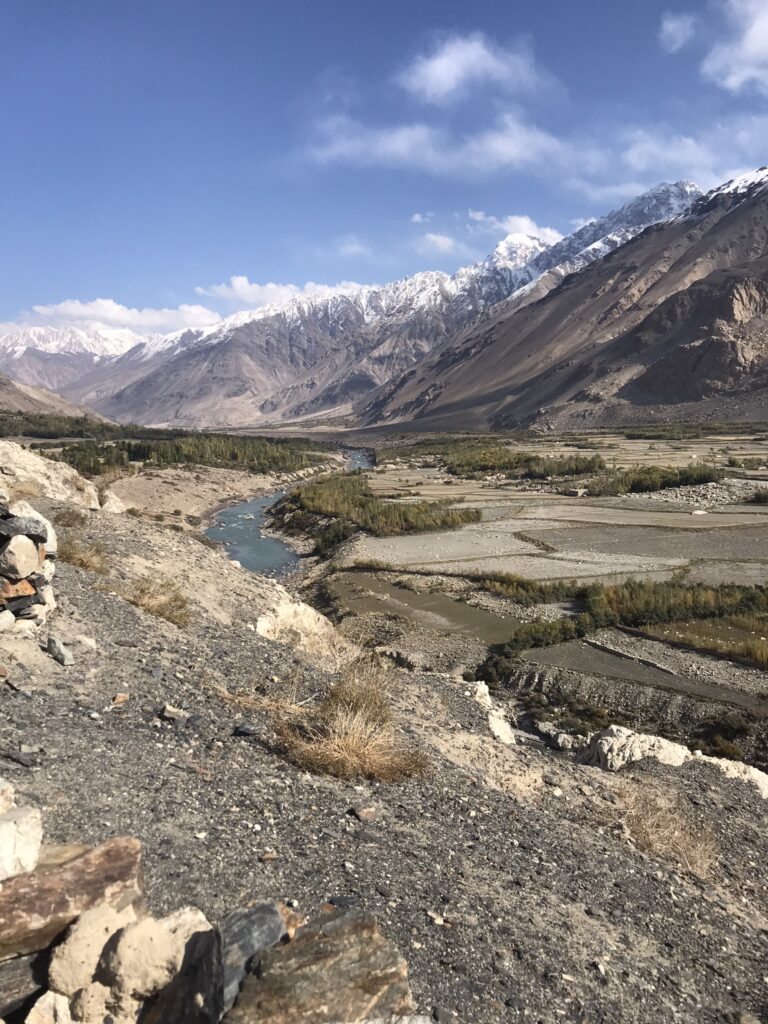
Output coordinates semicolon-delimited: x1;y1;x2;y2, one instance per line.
55;508;87;528
612;783;717;878
120;577;190;627
58;536;110;575
275;658;429;782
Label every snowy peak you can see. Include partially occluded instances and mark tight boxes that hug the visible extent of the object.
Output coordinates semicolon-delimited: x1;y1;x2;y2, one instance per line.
490;233;549;271
0;325;143;360
693;167;768;214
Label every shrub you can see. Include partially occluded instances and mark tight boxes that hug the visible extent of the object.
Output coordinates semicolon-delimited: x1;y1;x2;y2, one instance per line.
274;659;429;781
58;537;110;575
749;488;768;504
120;577;190;627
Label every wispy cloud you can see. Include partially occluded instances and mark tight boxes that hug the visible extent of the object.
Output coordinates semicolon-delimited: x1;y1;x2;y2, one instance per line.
659;12;697;53
308;112;568;177
410;211;433;223
702;0;768;93
26;297;219;333
467;209;563;244
416;232;475;258
398;32;546;104
196;275;364;308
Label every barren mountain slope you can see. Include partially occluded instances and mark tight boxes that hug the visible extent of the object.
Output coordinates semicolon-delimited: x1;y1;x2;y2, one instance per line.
0;371;102;419
362;174;768;430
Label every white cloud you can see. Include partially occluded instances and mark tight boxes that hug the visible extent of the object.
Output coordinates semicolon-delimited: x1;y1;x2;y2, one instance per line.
28;297;219;333
309;112;567;177
416;232;475;258
467;209;563;244
659;12;697;53
703;0;768;93
336;234;371;257
410;211;433;223
196;275;364;308
398;32;545;104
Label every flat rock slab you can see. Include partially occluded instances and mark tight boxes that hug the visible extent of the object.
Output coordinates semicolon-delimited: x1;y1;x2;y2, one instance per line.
0;950;49;1017
227;909;413;1023
0;836;143;960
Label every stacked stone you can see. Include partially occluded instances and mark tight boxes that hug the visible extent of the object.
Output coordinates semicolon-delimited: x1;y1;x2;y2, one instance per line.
0;501;57;635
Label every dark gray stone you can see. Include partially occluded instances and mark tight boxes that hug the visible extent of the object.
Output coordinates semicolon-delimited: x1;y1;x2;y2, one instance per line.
0;517;47;543
0;950;49;1016
220;902;287;1012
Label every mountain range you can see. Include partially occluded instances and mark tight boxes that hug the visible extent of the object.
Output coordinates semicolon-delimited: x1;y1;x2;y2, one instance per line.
4;170;768;433
0;180;701;430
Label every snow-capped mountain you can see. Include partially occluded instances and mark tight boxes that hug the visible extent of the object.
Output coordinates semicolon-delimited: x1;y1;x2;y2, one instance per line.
0;325;145;394
360;172;768;431
0;180;701;427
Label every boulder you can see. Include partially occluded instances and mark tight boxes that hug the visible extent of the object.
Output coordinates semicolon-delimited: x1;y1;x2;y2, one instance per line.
0;578;36;603
220;903;288;1013
8;501;58;555
0;806;43;880
228;909;414;1023
47;636;74;667
100;489;127;514
49;902;139;997
0;836;143;960
0;536;41;580
0;442;99;509
101;906;213;1004
141;923;222;1024
0;610;14;633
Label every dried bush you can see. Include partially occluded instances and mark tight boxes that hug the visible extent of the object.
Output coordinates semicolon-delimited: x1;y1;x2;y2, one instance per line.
121;577;189;627
612;784;717;878
275;659;429;782
58;536;110;575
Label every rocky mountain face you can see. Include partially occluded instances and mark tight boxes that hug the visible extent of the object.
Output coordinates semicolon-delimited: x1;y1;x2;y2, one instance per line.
363;169;768;431
0;326;142;394
0;182;699;428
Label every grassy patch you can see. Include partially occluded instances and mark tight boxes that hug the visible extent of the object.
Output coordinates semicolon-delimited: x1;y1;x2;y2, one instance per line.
58;536;110;575
279;471;480;552
119;577;190;627
274;660;429;781
612;784;717;878
584;463;723;496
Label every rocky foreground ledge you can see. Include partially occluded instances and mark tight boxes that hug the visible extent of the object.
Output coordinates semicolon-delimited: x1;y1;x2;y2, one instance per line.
0;782;427;1023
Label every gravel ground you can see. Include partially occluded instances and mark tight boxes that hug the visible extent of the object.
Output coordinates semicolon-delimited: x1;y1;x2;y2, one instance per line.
2;505;768;1023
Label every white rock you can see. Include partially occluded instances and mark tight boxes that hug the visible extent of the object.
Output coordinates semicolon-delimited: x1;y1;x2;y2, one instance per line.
0;535;41;579
13;619;38;637
102;906;213;1002
0;440;99;509
488;708;516;746
49;902;139;996
0;777;14;814
25;991;73;1024
100;489;127;514
473;681;493;710
0;609;15;633
9;500;58;555
0;805;43;879
41;585;57;611
582;725;768;799
40;558;57;582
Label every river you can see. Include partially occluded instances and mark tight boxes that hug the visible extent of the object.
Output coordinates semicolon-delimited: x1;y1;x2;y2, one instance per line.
204;448;372;577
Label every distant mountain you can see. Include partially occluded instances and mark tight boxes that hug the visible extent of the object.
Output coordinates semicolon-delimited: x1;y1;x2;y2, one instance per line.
0;326;143;394
0;371;105;419
362;169;768;431
0;180;700;428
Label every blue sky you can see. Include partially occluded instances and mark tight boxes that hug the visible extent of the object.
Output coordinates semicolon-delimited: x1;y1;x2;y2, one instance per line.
2;0;768;333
